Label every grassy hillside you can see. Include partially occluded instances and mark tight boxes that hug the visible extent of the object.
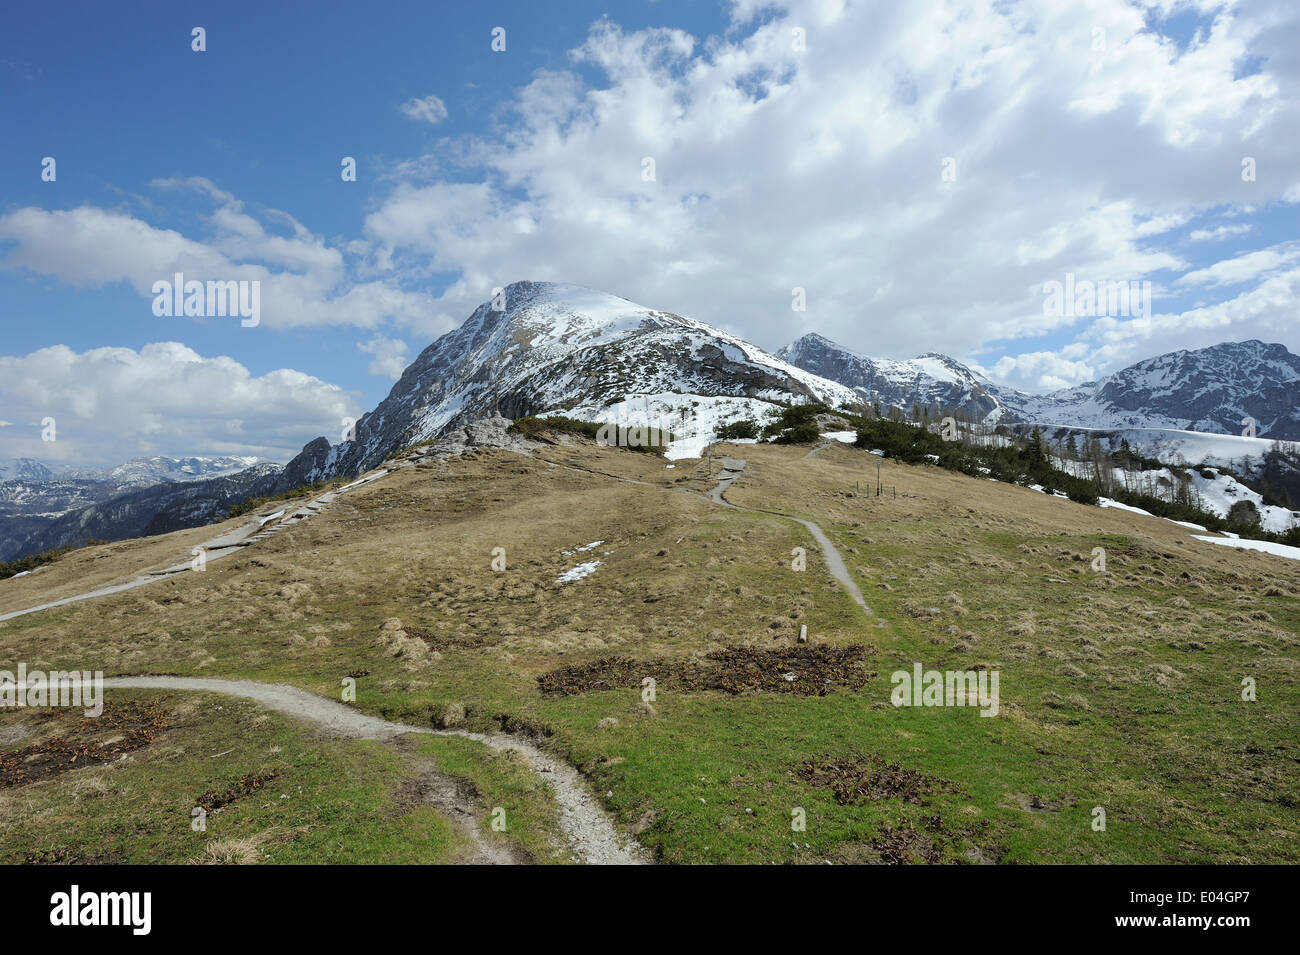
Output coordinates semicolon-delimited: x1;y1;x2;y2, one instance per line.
1;437;1296;864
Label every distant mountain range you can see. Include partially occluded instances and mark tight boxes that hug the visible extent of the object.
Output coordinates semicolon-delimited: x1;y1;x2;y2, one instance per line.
3;281;1297;561
780;334;1300;440
776;334;1010;423
0;456;270;561
0;455;264;486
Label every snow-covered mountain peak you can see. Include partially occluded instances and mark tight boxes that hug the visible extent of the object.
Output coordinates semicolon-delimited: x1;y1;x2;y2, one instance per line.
274;282;860;488
777;334;1010;421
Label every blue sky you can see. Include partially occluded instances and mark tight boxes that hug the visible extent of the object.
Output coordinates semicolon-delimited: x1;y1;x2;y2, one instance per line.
1;1;727;398
2;0;1297;465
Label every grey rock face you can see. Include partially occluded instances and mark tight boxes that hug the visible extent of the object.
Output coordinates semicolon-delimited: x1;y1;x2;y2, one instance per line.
1088;341;1300;437
777;333;1010;422
272;437;334;495
780;335;1300;440
273;281;858;487
400;415;543;461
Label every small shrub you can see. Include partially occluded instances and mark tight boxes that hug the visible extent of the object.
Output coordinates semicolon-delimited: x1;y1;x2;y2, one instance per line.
772;421;822;444
716;419;759;440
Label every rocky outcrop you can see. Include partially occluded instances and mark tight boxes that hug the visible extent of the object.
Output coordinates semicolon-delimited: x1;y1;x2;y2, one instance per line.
274;281;857;485
271;437;334;495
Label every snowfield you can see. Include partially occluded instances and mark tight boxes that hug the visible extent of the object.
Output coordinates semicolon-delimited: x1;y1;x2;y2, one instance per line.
1042;424;1298;472
1053;458;1299;533
560;392;780;461
1098;498;1155;516
1191;535;1300;562
1187;467;1299;533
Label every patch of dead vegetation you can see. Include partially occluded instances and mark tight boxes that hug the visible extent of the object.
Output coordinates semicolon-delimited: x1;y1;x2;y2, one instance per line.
190;830;284;865
870;818;947;864
831;811;998;865
795;754;967;806
195;769;280;813
376;618;434;669
0;699;169;789
538;644;875;697
403;622;498;651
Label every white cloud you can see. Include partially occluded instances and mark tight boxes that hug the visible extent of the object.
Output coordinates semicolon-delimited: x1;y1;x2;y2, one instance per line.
1176;241;1300;287
1188;223;1253;241
1135;212;1192;237
4;0;1299;404
1078;263;1300;371
0;190;446;336
0;343;360;466
989;351;1099;393
400;94;449;125
359;0;1300;383
357;335;410;380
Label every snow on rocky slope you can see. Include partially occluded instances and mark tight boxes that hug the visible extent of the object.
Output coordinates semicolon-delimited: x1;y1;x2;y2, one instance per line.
276;283;1298;488
777;333;1013;424
783;335;1300;443
1050;455;1300;532
275;281;859;487
1189;467;1300;532
1034;424;1300;475
1011;340;1300;438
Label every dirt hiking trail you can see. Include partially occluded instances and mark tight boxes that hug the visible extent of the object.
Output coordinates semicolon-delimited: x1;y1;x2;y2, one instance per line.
62;675;647;866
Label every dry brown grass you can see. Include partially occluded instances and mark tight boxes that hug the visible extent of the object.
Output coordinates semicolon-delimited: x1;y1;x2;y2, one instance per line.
2;435;1297;864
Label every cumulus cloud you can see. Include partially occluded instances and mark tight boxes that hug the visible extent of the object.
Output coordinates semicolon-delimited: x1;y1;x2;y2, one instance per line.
1082;263;1300;369
0;343;361;466
1175;241;1300;287
988;351;1100;392
357;0;1300;386
3;0;1299;401
0;182;446;335
400;94;449;125
357;335;410;380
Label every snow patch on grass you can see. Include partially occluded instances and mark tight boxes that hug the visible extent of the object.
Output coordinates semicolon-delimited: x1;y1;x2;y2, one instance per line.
1192;535;1300;562
556;561;602;583
562;541;604;555
1098;497;1154;516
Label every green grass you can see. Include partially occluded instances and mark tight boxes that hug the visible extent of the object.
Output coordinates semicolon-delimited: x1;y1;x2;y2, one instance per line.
0;691;565;864
3;443;1296;864
414;735;572;863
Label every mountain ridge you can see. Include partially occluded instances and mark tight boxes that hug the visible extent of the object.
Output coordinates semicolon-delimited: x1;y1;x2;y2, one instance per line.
6;283;1297;561
780;333;1300;441
271;280;861;491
